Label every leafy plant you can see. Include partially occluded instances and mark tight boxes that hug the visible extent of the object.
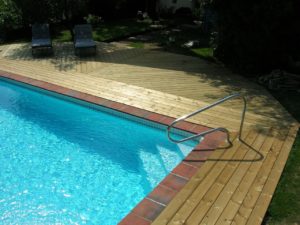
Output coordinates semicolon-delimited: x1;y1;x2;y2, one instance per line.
0;0;22;31
84;14;102;26
192;8;202;20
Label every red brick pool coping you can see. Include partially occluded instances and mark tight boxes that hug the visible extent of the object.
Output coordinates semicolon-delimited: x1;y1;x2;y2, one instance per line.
0;71;227;225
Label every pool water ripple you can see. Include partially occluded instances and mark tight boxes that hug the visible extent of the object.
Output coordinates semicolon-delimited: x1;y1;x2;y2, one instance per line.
0;79;197;225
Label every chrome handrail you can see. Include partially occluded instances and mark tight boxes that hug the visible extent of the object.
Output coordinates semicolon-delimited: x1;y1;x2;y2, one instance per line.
167;93;247;145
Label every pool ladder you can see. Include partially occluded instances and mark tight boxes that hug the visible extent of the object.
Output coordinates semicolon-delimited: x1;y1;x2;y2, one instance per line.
167;93;247;146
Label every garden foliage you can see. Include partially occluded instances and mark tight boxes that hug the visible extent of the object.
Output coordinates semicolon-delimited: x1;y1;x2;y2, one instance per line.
2;0;299;75
0;0;22;34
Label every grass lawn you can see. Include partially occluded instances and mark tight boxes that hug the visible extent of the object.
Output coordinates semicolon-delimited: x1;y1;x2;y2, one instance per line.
53;19;153;42
265;90;300;225
191;47;215;61
154;26;212;57
129;42;145;49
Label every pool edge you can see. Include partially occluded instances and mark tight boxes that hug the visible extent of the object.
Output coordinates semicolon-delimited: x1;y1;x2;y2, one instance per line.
0;70;227;225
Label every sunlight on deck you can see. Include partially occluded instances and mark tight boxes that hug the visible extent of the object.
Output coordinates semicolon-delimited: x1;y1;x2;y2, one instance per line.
0;42;298;225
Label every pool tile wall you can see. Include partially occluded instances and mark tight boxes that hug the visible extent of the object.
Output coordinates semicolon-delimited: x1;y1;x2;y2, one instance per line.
0;70;226;225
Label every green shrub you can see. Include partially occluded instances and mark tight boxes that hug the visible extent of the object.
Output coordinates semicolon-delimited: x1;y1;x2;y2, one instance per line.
0;0;22;39
84;14;102;26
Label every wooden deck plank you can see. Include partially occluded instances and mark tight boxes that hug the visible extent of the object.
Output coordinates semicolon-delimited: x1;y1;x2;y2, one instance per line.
245;125;299;225
164;130;265;225
0;64;258;134
213;132;287;225
201;134;276;225
0;43;294;125
0;46;296;132
232;147;281;224
0;42;298;225
0;58;273;132
0;59;288;123
186;129;276;225
151;131;251;225
231;131;290;224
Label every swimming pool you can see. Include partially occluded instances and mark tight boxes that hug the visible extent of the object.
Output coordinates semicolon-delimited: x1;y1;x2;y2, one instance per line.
0;78;198;224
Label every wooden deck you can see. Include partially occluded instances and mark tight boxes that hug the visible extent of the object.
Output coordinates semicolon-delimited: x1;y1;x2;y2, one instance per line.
0;42;298;225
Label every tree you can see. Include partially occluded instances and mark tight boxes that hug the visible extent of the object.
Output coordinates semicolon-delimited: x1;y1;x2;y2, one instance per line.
62;0;89;23
88;0;150;20
0;0;22;39
12;0;62;24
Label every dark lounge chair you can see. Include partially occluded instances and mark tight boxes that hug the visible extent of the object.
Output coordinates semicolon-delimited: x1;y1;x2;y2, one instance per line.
31;23;53;56
73;24;97;56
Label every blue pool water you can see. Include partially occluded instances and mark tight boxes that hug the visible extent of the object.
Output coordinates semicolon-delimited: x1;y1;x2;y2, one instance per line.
0;78;197;225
